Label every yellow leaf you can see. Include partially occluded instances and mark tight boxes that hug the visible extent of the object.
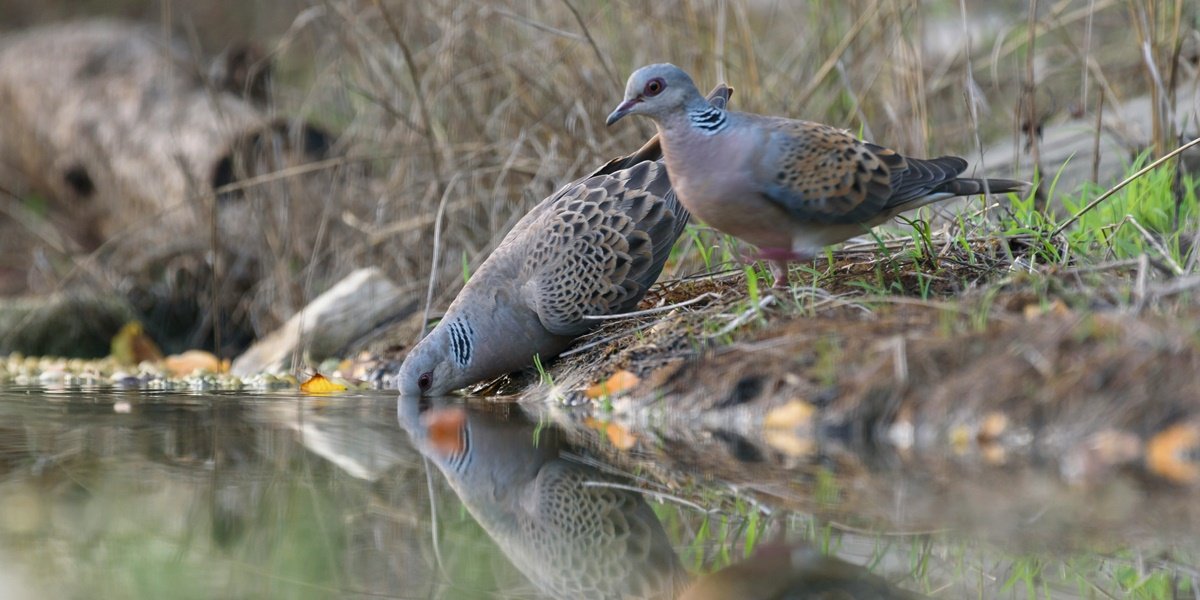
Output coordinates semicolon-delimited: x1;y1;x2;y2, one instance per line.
300;372;347;394
110;322;163;366
949;425;972;454
763;430;814;457
585;369;640;399
164;350;223;376
763;400;816;430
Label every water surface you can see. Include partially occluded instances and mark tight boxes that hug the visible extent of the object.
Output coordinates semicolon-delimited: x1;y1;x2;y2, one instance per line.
0;388;1193;599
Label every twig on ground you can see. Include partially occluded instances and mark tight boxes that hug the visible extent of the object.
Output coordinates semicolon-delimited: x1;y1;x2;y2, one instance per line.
582;292;721;321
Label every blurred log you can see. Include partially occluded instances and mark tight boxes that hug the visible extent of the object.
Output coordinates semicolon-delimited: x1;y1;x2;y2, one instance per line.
0;20;335;355
0;20;329;242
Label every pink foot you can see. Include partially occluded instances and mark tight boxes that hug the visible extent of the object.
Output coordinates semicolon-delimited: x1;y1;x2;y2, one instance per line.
769;261;790;289
747;248;814;289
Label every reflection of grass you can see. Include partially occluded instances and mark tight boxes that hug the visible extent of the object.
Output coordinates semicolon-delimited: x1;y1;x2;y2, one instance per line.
648;488;1196;599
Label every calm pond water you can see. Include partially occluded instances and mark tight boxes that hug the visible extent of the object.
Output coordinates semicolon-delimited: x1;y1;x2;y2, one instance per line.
0;388;1194;599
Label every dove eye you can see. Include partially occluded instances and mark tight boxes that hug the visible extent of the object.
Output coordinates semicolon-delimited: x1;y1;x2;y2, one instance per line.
417;372;432;391
643;77;665;96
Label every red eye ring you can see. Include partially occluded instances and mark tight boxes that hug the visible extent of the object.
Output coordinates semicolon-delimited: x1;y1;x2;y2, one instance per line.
643;77;666;97
417;372;432;391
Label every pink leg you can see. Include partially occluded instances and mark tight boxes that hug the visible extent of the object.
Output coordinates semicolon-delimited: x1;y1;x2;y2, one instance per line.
751;247;813;289
769;260;790;289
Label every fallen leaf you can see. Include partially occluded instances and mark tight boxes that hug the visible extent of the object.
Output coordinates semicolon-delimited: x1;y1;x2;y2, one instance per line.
763;430;815;457
585;369;640;399
977;411;1008;443
110;322;163;366
981;444;1007;465
1023;298;1069;320
1146;423;1200;484
949;425;972;454
423;407;468;456
763;400;816;430
164;350;223;376
300;372;347;394
605;422;637;450
583;417;638;450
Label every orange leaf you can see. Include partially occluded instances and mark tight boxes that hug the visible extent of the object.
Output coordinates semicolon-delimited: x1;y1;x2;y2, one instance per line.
978;412;1009;441
300;372;347;394
423;407;468;456
583;417;637;450
164;350;223;376
605;422;637;450
1146;423;1200;484
585;369;640;399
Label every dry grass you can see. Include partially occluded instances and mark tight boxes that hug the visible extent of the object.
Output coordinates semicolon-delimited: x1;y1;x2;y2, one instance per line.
1;0;1197;360
285;0;1194;314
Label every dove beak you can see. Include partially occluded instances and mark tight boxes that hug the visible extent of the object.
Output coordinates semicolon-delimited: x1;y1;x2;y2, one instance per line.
605;97;641;126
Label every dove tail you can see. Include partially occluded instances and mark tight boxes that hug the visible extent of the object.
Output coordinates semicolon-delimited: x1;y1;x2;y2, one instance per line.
942;178;1030;197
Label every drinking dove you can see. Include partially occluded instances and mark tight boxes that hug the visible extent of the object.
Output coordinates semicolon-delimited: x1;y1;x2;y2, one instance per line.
396;85;733;396
606;63;1028;287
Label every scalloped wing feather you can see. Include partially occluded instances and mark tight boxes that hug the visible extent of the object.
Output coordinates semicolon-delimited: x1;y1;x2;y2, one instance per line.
755;118;969;225
523;160;685;336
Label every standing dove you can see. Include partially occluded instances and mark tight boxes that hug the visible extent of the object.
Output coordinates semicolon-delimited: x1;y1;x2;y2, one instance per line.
397;85;733;396
606;63;1028;287
398;398;689;599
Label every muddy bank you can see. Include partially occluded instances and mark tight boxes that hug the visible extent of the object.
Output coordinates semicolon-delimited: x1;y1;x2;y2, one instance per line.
495;266;1200;550
477;250;1200;502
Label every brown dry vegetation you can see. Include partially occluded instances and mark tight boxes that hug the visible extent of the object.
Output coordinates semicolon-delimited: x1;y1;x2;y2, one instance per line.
3;0;1196;359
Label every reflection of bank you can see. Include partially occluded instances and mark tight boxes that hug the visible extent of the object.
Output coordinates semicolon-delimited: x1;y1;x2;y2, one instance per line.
399;396;688;599
680;542;926;600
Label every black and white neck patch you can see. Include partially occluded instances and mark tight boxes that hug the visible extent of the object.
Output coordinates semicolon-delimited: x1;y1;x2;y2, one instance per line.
446;421;472;473
447;318;474;368
688;106;728;135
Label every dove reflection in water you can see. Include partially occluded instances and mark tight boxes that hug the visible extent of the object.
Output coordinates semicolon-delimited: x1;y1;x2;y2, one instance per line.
680;541;928;600
398;397;688;599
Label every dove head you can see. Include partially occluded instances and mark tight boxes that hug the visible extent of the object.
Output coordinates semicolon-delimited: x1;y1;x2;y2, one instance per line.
397;322;472;397
606;63;707;127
